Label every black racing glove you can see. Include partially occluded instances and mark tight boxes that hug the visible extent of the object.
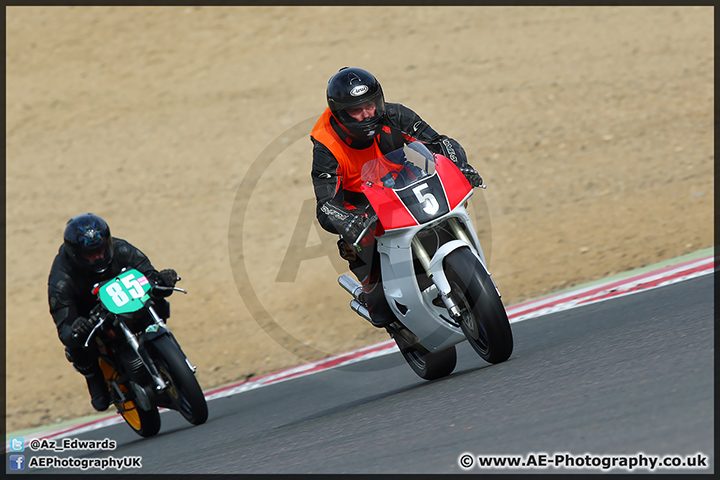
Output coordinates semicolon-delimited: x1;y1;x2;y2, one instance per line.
320;202;367;245
459;165;483;188
152;268;178;298
437;136;468;165
71;316;96;340
157;269;178;289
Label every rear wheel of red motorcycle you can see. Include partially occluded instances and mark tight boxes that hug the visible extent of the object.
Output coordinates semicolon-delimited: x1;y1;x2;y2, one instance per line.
392;332;457;380
444;247;513;364
148;335;208;426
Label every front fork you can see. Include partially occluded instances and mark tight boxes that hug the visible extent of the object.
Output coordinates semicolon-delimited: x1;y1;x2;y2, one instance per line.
411;218;468;321
117;318;168;392
116;304;180;393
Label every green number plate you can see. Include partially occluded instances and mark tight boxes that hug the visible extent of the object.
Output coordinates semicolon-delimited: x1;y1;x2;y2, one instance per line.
98;269;152;314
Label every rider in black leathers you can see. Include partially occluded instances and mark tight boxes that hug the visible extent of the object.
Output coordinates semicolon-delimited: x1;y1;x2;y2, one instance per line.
311;67;483;328
47;213;178;411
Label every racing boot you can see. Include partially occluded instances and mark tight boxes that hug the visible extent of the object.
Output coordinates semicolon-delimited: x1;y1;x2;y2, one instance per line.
361;287;396;328
351;244;395;328
67;348;110;411
84;370;111;412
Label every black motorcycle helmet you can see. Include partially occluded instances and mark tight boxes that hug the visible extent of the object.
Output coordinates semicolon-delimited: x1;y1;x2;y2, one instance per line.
326;67;386;139
63;213;114;274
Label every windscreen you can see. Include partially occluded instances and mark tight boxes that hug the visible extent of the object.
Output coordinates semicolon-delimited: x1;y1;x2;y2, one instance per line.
360;141;436;190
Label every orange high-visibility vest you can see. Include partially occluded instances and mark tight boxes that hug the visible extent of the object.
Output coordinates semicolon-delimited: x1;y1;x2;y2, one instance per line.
311;108;384;193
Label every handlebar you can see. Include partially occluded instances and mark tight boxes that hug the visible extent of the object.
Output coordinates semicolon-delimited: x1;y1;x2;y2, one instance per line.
153;285;188;294
83;315;106;348
352;214;379;250
72;312;105;348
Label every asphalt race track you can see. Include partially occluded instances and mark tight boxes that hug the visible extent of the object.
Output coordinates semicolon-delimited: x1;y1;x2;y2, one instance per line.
12;274;714;474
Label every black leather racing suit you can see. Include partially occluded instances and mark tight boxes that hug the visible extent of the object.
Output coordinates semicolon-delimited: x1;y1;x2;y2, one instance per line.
310;102;468;326
47;238;170;375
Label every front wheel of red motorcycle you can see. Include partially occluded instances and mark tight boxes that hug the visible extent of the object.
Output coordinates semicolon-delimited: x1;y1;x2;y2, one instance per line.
444;247;513;364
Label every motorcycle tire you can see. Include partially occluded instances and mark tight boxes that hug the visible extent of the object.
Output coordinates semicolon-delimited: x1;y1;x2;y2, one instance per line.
98;358;161;438
147;335;208;426
392;331;457;380
444;247;514;364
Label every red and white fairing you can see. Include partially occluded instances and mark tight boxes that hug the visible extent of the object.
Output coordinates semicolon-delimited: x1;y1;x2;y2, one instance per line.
362;154;473;230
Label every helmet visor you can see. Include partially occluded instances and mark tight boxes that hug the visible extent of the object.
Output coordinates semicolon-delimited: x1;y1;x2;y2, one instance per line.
344;99;381;122
337;95;386;138
75;243;112;273
81;245;110;263
342;89;385;117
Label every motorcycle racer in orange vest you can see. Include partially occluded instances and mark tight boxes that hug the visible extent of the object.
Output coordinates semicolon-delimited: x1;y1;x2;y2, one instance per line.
310;67;483;328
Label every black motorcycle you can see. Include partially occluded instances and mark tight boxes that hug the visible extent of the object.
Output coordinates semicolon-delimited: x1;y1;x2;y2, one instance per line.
81;267;208;437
